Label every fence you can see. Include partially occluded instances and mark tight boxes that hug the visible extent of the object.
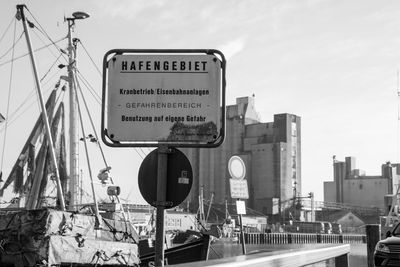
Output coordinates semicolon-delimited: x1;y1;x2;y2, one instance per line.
242;232;365;245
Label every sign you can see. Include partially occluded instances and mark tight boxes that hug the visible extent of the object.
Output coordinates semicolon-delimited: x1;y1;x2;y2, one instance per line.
101;49;226;148
138;148;193;208
228;156;246;180
229;179;249;199
236;200;246;215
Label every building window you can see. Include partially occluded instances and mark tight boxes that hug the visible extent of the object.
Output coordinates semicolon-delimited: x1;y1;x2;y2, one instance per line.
291;122;297;136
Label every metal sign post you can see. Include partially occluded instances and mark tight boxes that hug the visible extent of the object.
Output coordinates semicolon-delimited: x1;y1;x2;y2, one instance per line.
236;199;247;255
155;146;168;267
228;156;248;255
238;214;246;255
137;147;193;267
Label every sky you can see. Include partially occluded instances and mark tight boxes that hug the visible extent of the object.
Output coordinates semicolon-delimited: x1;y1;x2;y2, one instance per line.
1;0;400;204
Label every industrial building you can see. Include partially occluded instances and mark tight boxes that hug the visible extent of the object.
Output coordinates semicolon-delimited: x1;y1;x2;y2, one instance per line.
182;96;301;218
324;156;400;210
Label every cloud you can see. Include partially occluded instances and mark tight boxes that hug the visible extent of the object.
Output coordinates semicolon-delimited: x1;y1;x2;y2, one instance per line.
93;0;165;20
218;38;246;61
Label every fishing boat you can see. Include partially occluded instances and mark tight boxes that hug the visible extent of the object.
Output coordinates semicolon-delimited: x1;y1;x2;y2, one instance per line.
0;5;210;267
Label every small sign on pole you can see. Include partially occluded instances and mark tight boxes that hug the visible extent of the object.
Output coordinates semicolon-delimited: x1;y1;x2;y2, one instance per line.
229;179;249;199
236;200;246;215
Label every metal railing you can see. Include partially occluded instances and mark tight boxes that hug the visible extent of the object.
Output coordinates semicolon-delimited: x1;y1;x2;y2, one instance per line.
242;232;365;244
169;244;350;267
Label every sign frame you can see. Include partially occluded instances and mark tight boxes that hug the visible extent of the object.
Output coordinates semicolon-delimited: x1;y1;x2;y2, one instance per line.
101;49;226;148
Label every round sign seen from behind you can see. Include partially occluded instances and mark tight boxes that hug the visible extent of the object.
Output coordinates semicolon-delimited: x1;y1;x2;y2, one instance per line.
228;156;246;180
138;148;193;208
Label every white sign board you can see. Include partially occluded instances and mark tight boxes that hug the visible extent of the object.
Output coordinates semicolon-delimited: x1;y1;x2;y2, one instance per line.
106;54;221;144
236;200;246;215
230;179;249;199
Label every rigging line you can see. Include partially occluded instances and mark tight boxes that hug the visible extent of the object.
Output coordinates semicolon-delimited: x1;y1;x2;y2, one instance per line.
0;32;24;61
40;53;63;82
0;62;63;132
0;37;66;68
74;79;101;217
0;73;62;134
120;148;145;196
0;20;17;182
0;18;17;178
135;148;146;159
79;40;102;76
75;72;109;168
134;148;145;160
124;186;136;203
139;148;149;157
77;72;140;224
31;26;61;62
76;75;101;106
76;71;102;104
25;7;67;58
0;15;15;44
76;69;102;103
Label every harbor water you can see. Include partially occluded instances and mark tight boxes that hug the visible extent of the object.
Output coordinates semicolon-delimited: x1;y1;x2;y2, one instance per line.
208;241;367;267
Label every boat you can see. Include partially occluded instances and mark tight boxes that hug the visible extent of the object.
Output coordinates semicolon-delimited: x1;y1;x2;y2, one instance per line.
140;235;210;266
0;5;210;266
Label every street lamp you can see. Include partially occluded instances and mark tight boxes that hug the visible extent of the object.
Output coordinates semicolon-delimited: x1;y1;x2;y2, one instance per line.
72;11;90;20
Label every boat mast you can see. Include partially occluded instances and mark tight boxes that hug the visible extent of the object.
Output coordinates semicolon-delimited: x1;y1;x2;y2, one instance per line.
65;12;89;211
16;5;66;210
67;16;79;211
